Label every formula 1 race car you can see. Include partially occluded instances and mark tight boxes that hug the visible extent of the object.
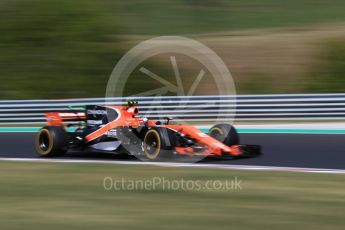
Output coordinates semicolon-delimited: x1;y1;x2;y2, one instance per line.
35;101;261;161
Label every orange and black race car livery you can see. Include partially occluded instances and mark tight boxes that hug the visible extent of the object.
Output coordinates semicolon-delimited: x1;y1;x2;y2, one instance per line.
35;102;261;160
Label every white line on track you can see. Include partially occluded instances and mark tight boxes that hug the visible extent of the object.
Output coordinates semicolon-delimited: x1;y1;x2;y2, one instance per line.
1;157;345;174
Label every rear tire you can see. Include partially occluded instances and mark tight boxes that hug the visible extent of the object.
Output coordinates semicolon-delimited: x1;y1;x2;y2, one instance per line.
208;124;239;146
35;126;69;157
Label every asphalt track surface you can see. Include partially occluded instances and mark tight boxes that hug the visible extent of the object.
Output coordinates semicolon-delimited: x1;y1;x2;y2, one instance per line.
0;132;344;170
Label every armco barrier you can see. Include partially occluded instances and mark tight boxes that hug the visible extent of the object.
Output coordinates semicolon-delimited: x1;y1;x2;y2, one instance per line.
1;93;345;125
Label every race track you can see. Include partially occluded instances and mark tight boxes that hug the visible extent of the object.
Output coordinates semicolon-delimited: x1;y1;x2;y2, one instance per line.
0;133;344;169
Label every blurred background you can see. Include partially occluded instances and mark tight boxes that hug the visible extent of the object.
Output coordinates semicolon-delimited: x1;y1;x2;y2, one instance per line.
1;0;345;99
1;3;345;229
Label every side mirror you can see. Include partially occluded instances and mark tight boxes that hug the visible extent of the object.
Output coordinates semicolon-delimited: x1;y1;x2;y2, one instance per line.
166;117;173;125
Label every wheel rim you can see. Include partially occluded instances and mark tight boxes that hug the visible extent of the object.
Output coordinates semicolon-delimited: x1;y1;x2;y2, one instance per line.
209;127;224;141
144;130;161;159
39;133;49;151
37;129;52;155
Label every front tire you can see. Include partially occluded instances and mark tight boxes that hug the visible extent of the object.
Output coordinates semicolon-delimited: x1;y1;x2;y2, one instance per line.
35;126;69;157
143;127;176;161
209;124;239;146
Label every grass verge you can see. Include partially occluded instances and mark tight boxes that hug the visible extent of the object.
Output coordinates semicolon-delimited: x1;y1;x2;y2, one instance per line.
0;161;344;229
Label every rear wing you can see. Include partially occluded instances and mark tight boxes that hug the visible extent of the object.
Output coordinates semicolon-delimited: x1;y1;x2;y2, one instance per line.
45;112;86;126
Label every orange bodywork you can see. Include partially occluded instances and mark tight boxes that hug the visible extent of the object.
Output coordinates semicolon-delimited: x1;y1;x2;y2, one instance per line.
163;124;242;156
45;105;242;157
